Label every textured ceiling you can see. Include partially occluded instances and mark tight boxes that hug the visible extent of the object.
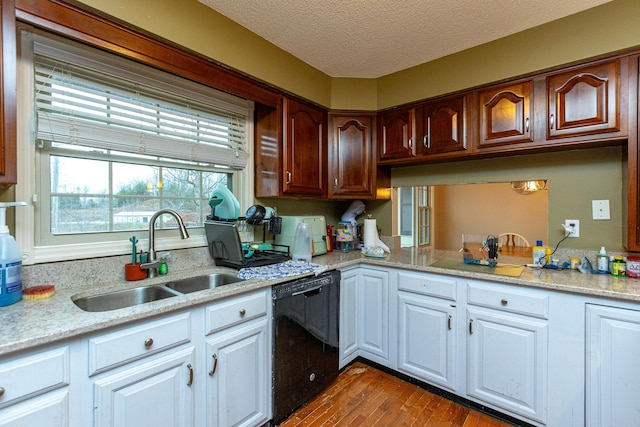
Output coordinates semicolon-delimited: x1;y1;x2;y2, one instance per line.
198;0;612;78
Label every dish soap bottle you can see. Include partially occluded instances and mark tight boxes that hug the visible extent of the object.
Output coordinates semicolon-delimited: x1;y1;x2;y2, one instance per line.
597;246;609;273
0;202;27;307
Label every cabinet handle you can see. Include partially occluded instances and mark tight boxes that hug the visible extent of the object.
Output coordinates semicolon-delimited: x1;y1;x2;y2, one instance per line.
209;354;218;376
408;138;413;149
423;135;428;148
426;117;431;148
334;178;338;188
501;298;508;306
0;387;4;397
286;171;292;184
525;117;530;132
187;363;193;386
447;315;452;330
469;318;474;335
550;114;555;130
239;308;246;317
144;338;154;348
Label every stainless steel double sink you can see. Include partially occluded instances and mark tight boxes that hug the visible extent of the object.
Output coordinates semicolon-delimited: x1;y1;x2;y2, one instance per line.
72;273;243;313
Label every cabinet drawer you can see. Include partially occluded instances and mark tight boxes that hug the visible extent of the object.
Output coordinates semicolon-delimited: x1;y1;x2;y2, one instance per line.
467;282;548;319
397;271;456;301
88;312;191;375
0;346;69;407
205;290;268;335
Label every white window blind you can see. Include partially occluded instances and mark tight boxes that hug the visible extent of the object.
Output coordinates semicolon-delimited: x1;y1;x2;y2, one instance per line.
33;37;251;168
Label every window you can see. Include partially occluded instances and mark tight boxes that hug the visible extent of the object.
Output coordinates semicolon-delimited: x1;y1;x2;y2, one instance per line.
16;29;254;264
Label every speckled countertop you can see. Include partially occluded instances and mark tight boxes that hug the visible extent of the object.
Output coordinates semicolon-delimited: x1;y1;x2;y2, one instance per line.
2;247;640;357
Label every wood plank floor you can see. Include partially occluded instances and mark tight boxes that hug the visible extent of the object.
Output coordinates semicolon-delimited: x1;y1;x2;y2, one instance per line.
279;362;516;426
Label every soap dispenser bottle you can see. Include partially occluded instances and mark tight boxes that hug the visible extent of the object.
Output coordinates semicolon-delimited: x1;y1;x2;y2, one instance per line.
597;246;609;273
0;202;27;307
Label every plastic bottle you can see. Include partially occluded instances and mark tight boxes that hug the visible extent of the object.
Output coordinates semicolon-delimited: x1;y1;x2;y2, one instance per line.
532;240;546;266
292;222;312;262
611;256;626;276
0;202;27;307
596;246;609;273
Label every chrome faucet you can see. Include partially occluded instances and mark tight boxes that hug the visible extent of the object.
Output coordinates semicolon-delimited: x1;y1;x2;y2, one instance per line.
141;209;189;278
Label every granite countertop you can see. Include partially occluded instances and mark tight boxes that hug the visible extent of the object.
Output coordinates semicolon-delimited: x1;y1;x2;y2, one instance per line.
2;247;640;357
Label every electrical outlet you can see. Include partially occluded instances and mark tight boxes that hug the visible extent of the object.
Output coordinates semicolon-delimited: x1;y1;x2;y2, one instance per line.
564;219;580;237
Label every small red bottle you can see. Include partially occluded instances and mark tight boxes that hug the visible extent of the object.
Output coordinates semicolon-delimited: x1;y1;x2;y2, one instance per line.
326;225;334;252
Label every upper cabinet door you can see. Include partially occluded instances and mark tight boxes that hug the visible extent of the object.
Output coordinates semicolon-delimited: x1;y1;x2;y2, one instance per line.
282;97;327;197
329;114;375;199
547;59;620;139
420;95;466;155
479;81;532;148
378;106;416;162
0;0;17;186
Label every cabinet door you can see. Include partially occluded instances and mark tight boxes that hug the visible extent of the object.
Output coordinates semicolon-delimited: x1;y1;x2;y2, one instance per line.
0;0;17;186
357;268;390;365
586;304;640;427
329;114;375;198
206;319;270;427
93;347;195;427
398;293;456;391
479;81;532;148
420;95;466;155
378;106;416;162
467;308;548;424
282;97;326;197
339;268;359;368
547;59;620;139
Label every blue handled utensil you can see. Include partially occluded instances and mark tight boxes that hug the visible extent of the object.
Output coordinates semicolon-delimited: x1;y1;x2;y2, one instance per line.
129;236;138;265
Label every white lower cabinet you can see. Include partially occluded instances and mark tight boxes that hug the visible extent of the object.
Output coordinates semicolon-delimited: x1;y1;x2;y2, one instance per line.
204;290;271;427
339;266;394;368
397;270;457;391
0;345;74;427
586;303;640;427
466;280;549;425
86;312;195;427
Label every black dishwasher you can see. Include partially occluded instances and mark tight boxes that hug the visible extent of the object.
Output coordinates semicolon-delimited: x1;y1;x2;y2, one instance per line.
272;270;340;425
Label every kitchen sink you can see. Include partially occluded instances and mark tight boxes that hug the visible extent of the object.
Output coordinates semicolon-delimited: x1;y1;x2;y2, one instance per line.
164;273;243;294
72;285;180;312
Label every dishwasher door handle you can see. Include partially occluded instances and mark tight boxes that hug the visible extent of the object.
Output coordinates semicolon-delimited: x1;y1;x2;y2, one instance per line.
292;285;325;297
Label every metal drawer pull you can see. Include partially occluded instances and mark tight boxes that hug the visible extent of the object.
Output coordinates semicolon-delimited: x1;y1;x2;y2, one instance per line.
187;363;193;386
239;308;246;316
525;117;530;132
469;318;474;334
0;387;4;397
447;315;452;330
334;178;338;188
501;299;508;306
144;338;154;348
286;171;292;184
550;114;555;130
209;354;218;376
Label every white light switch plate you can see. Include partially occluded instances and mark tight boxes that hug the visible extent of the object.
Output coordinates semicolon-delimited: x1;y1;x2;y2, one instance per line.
592;200;610;220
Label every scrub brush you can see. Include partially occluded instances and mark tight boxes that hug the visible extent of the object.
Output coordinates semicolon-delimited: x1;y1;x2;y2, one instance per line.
22;284;55;300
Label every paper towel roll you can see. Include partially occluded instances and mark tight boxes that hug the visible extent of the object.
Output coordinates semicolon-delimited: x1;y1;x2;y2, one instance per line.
363;218;378;248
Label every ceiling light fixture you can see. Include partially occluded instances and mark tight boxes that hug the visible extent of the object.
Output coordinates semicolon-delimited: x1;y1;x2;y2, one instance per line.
511;180;547;195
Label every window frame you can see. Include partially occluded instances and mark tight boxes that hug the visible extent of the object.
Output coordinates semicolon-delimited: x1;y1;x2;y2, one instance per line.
16;27;255;265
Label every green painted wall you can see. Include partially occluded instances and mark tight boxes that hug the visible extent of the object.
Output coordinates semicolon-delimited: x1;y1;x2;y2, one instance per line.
376;0;640;109
76;0;637;252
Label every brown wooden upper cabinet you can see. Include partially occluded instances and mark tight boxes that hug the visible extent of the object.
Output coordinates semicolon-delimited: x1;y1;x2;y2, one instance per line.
378;106;416;163
329;114;377;199
419;95;466;155
282;97;327;197
478;81;532;148
0;0;17;186
547;59;621;140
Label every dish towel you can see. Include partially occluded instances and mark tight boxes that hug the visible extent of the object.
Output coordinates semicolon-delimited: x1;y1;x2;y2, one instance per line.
238;260;328;280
